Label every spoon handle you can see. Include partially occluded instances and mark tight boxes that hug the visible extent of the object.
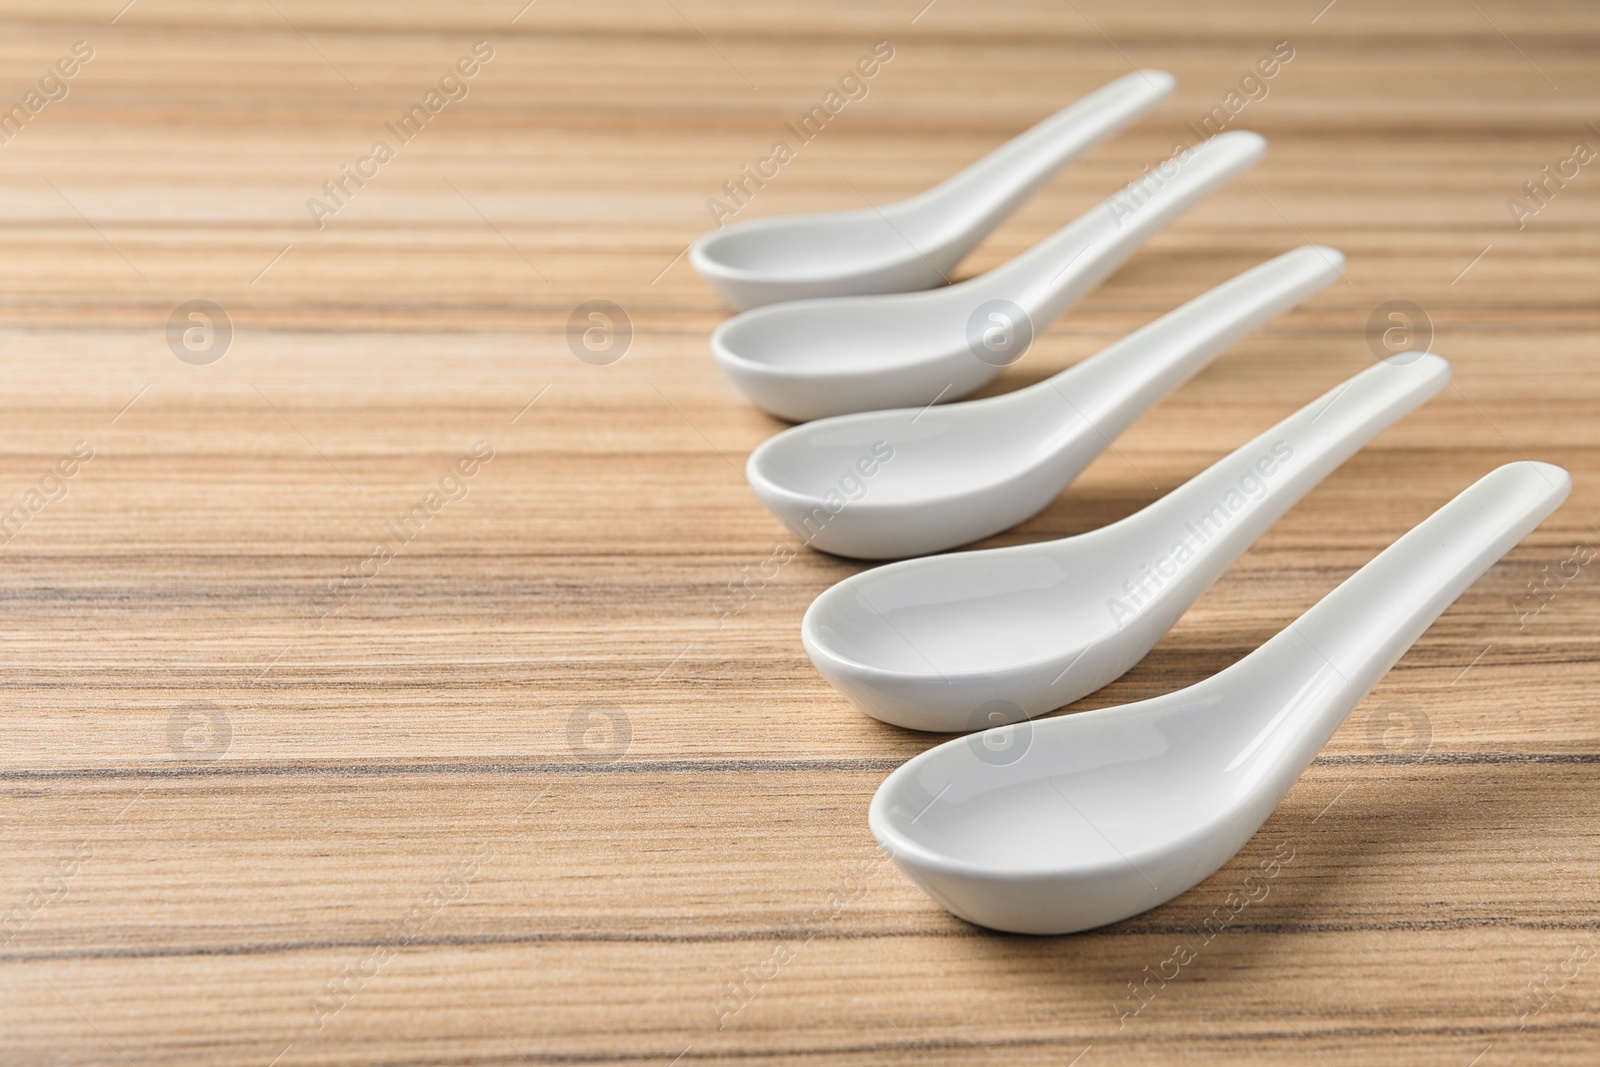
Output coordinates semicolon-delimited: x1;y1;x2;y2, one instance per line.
1125;355;1452;623
1265;460;1571;699
1047;244;1344;435
988;131;1267;324
903;70;1175;251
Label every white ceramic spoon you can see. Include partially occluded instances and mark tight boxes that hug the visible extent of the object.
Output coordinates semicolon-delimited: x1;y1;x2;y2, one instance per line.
691;70;1176;310
869;461;1571;935
714;131;1267;422
803;354;1452;731
750;245;1343;559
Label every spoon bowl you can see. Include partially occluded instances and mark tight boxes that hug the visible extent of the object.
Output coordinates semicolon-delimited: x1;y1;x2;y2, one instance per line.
870;461;1572;934
804;354;1453;731
691;71;1175;309
714;131;1267;422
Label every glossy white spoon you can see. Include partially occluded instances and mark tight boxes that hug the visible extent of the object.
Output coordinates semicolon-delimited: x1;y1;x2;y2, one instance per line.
714;130;1267;422
691;70;1176;310
803;354;1452;731
870;460;1571;934
750;245;1343;559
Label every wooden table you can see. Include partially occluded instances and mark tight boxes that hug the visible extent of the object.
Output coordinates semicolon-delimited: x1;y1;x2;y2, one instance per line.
2;1;1597;1063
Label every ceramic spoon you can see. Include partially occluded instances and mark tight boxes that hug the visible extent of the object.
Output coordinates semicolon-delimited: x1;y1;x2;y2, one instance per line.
869;460;1571;934
749;245;1343;559
691;70;1175;310
713;131;1266;422
803;354;1452;731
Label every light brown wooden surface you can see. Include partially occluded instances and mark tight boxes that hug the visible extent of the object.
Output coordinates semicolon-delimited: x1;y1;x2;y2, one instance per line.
1;0;1598;1063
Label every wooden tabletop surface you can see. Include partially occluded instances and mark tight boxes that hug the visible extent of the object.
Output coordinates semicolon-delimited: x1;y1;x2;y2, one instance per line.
2;1;1598;1063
